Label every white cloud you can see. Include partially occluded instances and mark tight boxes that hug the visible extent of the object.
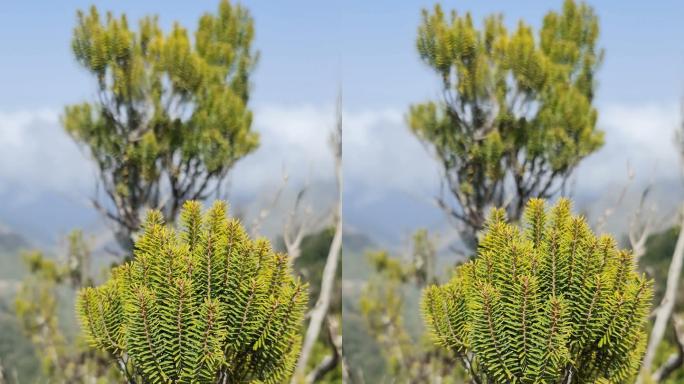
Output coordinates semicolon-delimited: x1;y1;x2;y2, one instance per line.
1;102;682;241
233;104;440;215
0;104;435;200
0;109;94;200
340;101;683;205
573;102;683;234
0;105;341;243
341;101;684;243
343;107;439;201
576;102;680;190
231;104;337;194
0;105;339;204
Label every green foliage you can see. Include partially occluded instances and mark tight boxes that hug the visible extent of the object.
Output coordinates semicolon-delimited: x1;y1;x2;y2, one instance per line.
359;237;465;383
637;227;684;383
640;226;684;312
63;0;259;248
0;306;42;384
422;198;653;383
76;201;308;383
409;0;604;241
359;250;422;379
14;232;119;383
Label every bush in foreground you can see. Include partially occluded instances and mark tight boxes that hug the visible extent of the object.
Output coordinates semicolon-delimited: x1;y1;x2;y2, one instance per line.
422;198;653;383
77;201;307;383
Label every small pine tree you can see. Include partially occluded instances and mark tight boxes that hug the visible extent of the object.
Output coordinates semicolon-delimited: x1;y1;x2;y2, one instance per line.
422;198;653;383
76;201;308;383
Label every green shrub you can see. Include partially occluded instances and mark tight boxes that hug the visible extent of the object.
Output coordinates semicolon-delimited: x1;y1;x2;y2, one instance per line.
76;201;308;383
422;198;653;383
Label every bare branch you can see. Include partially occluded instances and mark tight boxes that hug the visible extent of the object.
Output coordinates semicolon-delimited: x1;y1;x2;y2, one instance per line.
91;198;127;228
283;180;312;262
294;89;343;382
639;205;684;382
629;184;656;262
250;169;289;237
304;316;343;384
595;162;634;234
652;315;684;382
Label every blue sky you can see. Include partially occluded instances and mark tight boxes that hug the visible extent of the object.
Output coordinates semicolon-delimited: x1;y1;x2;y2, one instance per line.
1;0;683;247
340;0;684;108
3;1;683;109
0;1;344;109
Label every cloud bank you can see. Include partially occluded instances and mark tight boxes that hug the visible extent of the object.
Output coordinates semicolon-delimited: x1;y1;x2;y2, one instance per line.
0;109;94;200
577;102;680;190
0;101;681;244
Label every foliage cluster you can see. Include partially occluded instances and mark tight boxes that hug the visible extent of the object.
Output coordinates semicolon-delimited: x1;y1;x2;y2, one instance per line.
14;232;119;383
76;201;308;383
422;199;653;383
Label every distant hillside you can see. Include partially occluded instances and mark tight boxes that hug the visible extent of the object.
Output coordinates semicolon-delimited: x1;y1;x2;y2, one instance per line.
0;228;30;282
341;230;380;381
0;228;29;253
342;230;376;283
0;225;41;383
640;226;684;312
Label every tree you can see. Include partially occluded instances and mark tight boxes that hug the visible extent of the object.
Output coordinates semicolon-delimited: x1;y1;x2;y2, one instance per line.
409;0;604;245
422;199;653;383
76;201;308;383
360;233;463;383
63;0;259;250
357;2;607;380
14;232;119;383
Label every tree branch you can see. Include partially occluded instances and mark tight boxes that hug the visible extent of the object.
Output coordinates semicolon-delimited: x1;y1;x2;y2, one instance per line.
304;316;341;384
293;89;343;382
283;180;312;262
652;315;684;382
639;205;684;382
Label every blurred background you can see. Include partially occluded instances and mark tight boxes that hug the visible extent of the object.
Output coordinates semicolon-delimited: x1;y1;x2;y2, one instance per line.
0;1;343;382
339;0;684;383
2;0;684;383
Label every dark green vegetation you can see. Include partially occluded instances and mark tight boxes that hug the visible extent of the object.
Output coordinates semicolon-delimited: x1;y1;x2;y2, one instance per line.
77;201;308;383
640;227;684;311
422;199;653;383
356;231;467;383
638;227;684;384
14;233;131;383
340;233;385;382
